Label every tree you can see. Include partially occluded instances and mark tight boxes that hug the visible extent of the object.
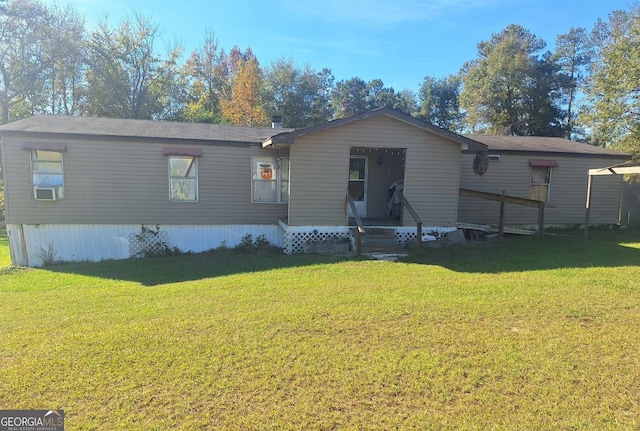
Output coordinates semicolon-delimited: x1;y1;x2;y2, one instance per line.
83;14;179;119
331;77;368;118
313;68;335;123
418;74;464;131
217;45;255;101
523;53;565;137
460;24;564;136
0;0;50;123
179;31;227;123
554;27;593;138
331;77;414;118
40;3;86;116
83;19;129;118
220;56;268;126
581;7;640;156
154;44;185;120
263;58;333;128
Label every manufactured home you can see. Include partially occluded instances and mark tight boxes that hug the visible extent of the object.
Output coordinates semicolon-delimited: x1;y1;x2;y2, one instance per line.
0;108;487;266
459;135;631;228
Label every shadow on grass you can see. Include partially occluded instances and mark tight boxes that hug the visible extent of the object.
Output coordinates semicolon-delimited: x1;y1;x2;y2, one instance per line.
404;226;640;273
45;250;356;287
42;227;640;285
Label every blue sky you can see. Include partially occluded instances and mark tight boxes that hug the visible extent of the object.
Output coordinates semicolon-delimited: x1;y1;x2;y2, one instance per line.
44;0;633;93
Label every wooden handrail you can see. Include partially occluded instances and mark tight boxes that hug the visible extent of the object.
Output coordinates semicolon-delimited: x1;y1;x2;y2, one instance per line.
347;195;365;255
399;192;423;248
399;193;422;224
460;187;546;238
347;195;365;233
460;188;547;209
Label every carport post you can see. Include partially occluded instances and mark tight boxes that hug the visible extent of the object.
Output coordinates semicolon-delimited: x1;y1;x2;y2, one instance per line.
584;174;593;241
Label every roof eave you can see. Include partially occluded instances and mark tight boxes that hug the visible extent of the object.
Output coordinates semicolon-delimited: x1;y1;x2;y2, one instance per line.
0;129;259;146
463;148;632;159
263;107;488;151
262;134;294;147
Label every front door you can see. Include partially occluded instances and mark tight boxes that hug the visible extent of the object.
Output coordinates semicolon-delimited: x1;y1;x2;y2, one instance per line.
348;156;367;218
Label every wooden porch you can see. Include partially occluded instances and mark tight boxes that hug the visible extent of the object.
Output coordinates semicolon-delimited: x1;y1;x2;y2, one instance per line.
347;193;423;255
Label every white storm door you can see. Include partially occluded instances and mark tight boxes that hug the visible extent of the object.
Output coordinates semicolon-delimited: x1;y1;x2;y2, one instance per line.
348;156;367;218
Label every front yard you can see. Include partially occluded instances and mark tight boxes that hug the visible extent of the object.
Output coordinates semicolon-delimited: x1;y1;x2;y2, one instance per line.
0;227;10;268
0;228;639;429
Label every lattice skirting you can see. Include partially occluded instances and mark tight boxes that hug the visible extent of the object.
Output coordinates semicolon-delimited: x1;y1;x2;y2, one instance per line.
395;226;457;246
283;227;351;254
282;226;458;253
129;229;169;257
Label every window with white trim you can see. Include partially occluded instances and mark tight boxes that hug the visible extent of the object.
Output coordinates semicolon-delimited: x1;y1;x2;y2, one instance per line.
31;150;64;199
251;156;289;203
169;156;198;201
529;166;552;202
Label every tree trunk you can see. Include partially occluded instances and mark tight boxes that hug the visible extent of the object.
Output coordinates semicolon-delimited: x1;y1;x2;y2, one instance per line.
2;101;9;124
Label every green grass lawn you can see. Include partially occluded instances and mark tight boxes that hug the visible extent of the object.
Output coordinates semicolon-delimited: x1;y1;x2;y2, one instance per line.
1;228;640;429
0;227;10;268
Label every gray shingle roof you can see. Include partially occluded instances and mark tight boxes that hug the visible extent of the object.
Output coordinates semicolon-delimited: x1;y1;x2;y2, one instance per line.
0;111;490;153
464;134;630;158
0;115;293;143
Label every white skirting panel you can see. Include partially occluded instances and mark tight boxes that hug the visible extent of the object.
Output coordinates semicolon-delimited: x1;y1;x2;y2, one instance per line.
7;224;283;267
6;224;28;267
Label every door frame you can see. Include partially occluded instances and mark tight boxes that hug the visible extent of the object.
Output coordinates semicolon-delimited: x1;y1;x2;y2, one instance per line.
348;155;368;218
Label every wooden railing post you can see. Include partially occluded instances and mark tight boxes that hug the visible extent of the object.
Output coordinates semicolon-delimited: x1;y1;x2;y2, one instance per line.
399;192;423;249
347;194;365;255
538;202;545;238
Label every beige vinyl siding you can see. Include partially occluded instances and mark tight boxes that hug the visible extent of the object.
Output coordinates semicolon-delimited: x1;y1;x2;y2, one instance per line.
288;133;350;226
288;115;462;226
459;153;626;226
3;135;288;225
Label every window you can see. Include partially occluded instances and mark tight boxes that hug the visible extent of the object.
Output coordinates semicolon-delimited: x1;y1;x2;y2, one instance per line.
488;154;501;162
529;166;552;202
31;150;64;199
169;156;198;201
529;159;559;202
251;156;289;203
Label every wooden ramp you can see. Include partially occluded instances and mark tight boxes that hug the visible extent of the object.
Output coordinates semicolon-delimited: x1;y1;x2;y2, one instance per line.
459;188;546;238
456;222;536;236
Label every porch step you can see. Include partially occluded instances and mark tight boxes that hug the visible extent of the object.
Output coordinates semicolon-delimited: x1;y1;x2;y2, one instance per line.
362;227;397;236
351;227;405;253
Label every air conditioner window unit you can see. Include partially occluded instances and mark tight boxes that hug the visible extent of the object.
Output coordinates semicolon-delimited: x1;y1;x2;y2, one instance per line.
34;187;57;200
